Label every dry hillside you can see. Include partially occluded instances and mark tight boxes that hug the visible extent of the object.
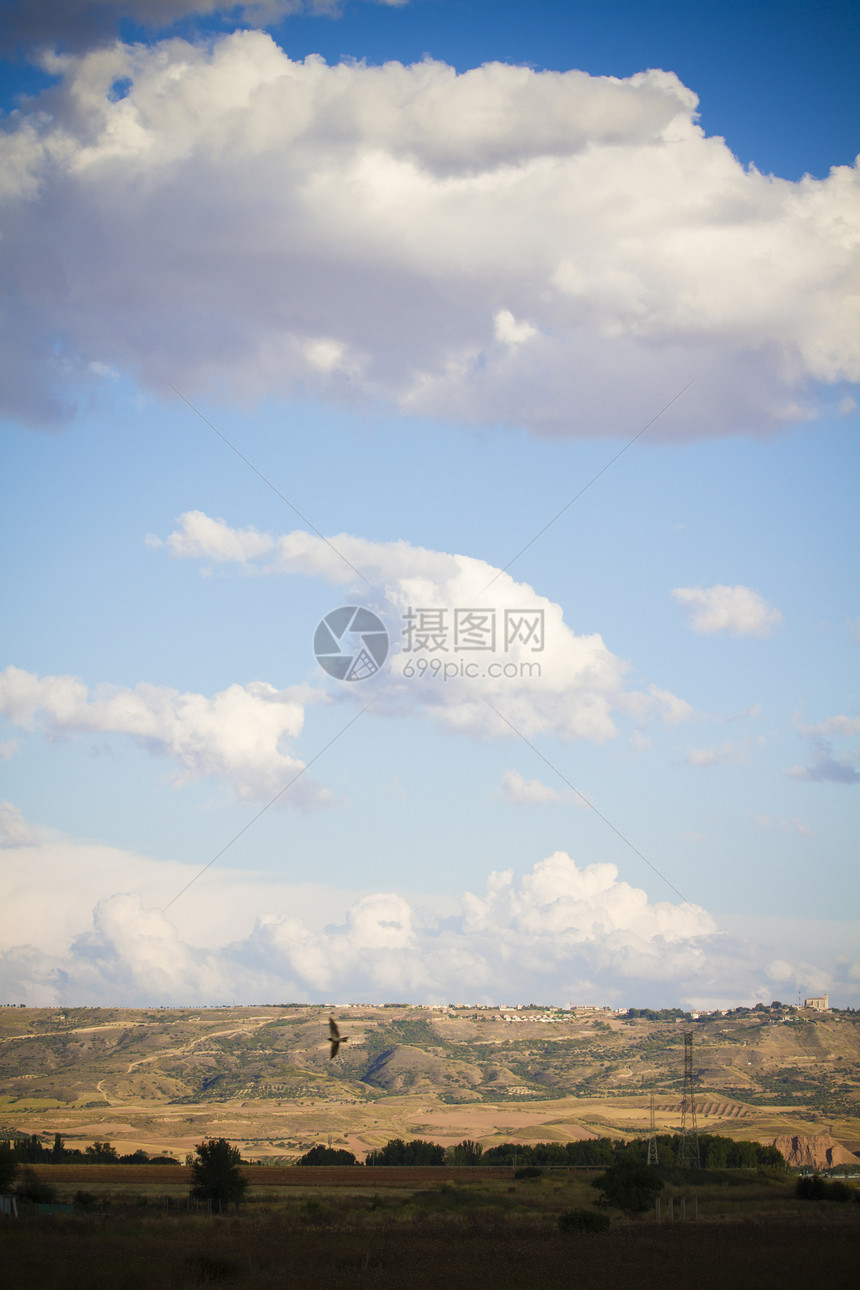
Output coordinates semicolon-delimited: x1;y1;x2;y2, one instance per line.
1;1004;857;1162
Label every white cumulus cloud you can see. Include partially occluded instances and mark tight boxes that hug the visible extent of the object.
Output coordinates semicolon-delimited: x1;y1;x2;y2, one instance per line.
672;585;782;637
1;34;857;433
157;511;694;743
2;807;857;1008
0;665;329;806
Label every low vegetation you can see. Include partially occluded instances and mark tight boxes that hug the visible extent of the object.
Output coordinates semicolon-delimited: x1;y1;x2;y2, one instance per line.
1;1167;856;1289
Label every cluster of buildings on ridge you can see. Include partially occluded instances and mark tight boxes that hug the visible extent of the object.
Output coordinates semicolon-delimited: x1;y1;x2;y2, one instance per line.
2;995;833;1012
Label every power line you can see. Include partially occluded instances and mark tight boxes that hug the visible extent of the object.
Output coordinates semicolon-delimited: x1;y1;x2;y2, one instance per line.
162;703;373;912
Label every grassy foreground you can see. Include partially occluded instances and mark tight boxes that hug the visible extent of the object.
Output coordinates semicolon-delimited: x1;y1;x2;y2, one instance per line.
3;1169;858;1289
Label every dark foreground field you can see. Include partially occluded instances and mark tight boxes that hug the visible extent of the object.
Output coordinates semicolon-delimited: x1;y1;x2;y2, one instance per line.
2;1210;858;1290
4;1166;859;1288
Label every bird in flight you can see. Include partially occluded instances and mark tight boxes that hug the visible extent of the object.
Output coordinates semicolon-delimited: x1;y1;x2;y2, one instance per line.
328;1015;349;1060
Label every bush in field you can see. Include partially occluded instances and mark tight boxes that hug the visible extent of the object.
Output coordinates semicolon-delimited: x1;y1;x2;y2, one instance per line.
795;1174;853;1202
514;1166;543;1180
298;1145;359;1165
592;1158;663;1213
73;1190;99;1211
189;1139;248;1204
558;1208;611;1233
15;1168;58;1205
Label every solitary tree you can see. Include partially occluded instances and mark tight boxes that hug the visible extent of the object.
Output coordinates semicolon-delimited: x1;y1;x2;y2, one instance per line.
189;1139;247;1205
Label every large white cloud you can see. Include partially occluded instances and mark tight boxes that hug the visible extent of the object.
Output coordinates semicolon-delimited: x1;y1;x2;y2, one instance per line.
0;665;330;806
153;510;694;742
2;806;857;1007
1;32;857;432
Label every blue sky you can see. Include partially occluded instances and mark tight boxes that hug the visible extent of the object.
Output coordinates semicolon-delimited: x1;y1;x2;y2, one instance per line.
0;0;857;1009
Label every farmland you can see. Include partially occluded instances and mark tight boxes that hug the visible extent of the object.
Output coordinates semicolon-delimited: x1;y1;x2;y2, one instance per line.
1;1004;858;1164
3;1163;859;1289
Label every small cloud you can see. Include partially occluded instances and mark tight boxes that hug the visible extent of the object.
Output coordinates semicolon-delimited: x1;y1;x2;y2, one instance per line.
153;511;276;565
680;831;707;845
752;813;812;837
788;715;860;784
685;736;764;768
0;739;18;761
725;702;762;723
87;361;119;380
787;744;860;784
672;585;782;637
493;309;538;347
798;714;860;739
500;769;587;806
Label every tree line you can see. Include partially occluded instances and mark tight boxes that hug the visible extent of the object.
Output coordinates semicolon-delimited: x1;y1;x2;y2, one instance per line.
1;1129;786;1181
0;1134;178;1165
298;1133;785;1169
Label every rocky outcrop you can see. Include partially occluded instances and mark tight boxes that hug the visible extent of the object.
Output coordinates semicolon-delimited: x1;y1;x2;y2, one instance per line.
770;1133;857;1169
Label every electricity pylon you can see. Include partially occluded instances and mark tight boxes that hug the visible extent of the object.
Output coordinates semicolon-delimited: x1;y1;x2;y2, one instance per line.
677;1032;701;1168
647;1090;660;1166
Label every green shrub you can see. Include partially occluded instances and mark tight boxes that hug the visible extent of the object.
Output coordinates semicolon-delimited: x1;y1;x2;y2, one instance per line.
514;1166;543;1180
592;1159;663;1213
558;1208;611;1233
15;1169;58;1205
795;1175;853;1202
